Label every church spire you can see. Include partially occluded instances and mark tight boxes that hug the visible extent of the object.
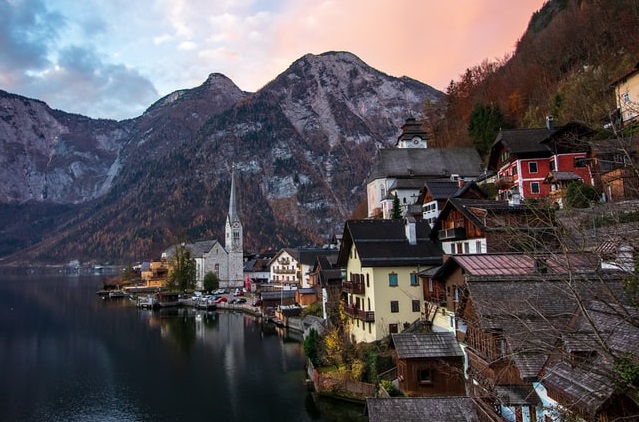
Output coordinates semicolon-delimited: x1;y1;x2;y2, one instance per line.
228;162;238;221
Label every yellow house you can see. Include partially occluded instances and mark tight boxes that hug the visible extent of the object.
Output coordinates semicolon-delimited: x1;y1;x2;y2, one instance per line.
611;62;639;127
140;260;169;288
337;218;444;343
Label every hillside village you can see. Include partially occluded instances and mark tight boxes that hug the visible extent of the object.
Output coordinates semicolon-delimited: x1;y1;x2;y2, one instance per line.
123;62;639;422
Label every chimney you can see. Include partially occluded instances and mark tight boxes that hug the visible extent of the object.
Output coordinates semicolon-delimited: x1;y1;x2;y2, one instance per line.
546;115;554;130
405;215;417;245
457;177;465;188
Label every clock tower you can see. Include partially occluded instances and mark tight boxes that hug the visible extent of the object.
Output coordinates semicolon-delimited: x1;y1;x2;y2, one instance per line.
225;163;244;287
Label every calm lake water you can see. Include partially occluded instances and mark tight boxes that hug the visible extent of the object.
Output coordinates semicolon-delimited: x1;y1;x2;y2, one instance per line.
0;275;366;422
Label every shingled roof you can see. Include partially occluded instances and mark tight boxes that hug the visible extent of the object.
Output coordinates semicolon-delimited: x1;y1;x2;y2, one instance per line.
368;148;483;182
540;301;639;416
366;397;480;422
337;219;443;268
392;332;463;359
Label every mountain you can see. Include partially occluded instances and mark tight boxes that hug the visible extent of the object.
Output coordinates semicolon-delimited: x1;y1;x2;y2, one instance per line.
0;51;442;265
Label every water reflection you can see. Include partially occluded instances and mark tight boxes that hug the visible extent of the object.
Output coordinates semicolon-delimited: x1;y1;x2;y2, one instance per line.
0;276;365;422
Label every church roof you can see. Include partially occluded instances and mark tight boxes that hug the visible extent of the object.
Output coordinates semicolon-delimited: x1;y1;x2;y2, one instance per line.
368;148;482;182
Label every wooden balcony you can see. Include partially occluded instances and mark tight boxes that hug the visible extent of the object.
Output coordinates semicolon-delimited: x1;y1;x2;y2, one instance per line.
344;306;375;322
342;280;365;294
438;227;466;241
495;175;514;189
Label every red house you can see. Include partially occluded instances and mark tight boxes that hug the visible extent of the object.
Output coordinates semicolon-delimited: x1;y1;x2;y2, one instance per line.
488;119;594;207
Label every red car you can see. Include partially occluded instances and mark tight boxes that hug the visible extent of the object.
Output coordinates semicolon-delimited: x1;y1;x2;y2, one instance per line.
215;297;228;304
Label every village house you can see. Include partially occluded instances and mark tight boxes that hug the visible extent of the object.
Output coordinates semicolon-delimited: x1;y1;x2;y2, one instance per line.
307;253;342;321
391;331;466;397
367;117;483;219
610;61;639;128
587;137;639;202
418;179;487;227
429;252;630;421
269;248;300;287
139;259;169;288
488;119;594;208
429;198;557;255
337;218;443;343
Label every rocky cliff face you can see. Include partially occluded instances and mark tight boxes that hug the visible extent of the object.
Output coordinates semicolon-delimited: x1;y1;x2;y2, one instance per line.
0;51;442;264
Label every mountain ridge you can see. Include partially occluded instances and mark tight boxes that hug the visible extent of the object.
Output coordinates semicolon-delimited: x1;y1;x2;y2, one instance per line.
0;51;442;264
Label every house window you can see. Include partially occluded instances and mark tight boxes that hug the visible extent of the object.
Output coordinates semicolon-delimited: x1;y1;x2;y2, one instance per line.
623;92;630;104
412;300;420;312
529;162;538;173
550;159;555;171
574;157;587;168
410;273;419;286
389;323;398;334
389;273;398;287
463;242;470;254
512;166;517;176
390;300;399;313
418;368;434;384
531;182;540;194
366;274;370;287
475;241;482;253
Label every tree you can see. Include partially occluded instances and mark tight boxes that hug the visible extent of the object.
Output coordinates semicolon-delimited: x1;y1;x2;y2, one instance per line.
203;271;219;293
467;103;511;159
565;181;598;208
167;244;196;292
390;194;402;219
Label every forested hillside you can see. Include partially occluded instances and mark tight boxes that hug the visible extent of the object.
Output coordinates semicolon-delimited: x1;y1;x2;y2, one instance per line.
425;0;639;158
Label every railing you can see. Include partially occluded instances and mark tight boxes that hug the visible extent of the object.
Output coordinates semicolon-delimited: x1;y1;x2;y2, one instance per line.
495;175;514;189
342;280;364;294
343;306;375;322
438;227;466;241
272;268;296;274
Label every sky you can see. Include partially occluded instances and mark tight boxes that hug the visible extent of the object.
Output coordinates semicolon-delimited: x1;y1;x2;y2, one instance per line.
1;0;547;121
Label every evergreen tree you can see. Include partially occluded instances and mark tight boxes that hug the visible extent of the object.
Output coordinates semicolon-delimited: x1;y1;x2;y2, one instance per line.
391;194;403;219
468;103;511;159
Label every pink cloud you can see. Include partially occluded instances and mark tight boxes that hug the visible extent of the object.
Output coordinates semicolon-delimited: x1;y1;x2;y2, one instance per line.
269;0;546;91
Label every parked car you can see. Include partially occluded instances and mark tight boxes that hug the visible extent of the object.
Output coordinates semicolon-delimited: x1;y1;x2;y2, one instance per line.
235;298;246;304
215;297;228;304
233;289;244;297
251;299;262;307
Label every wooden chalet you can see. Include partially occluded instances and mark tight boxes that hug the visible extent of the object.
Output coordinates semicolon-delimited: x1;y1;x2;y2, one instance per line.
429;198;557;255
391;332;466;397
588;137;639;202
419;180;487;226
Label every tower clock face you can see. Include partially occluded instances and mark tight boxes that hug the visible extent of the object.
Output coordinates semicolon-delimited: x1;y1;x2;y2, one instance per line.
232;221;240;228
412;136;421;145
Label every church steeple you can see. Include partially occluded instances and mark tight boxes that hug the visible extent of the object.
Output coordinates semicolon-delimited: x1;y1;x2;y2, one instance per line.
228;162;239;223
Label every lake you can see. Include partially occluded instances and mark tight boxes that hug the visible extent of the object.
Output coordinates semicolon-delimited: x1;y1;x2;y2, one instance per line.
0;275;366;422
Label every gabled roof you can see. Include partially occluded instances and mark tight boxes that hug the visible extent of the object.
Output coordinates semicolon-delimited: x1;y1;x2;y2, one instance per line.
433;253;601;280
297;248;337;266
366;397;480;422
189;240;221;258
337;219;443;268
268;248;299;266
392;332;463;359
430;198;548;239
540;301;639;416
368;148;482;182
488;123;593;170
461;274;627;379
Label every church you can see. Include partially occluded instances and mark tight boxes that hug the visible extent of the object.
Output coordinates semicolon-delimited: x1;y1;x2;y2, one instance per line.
163;164;244;289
